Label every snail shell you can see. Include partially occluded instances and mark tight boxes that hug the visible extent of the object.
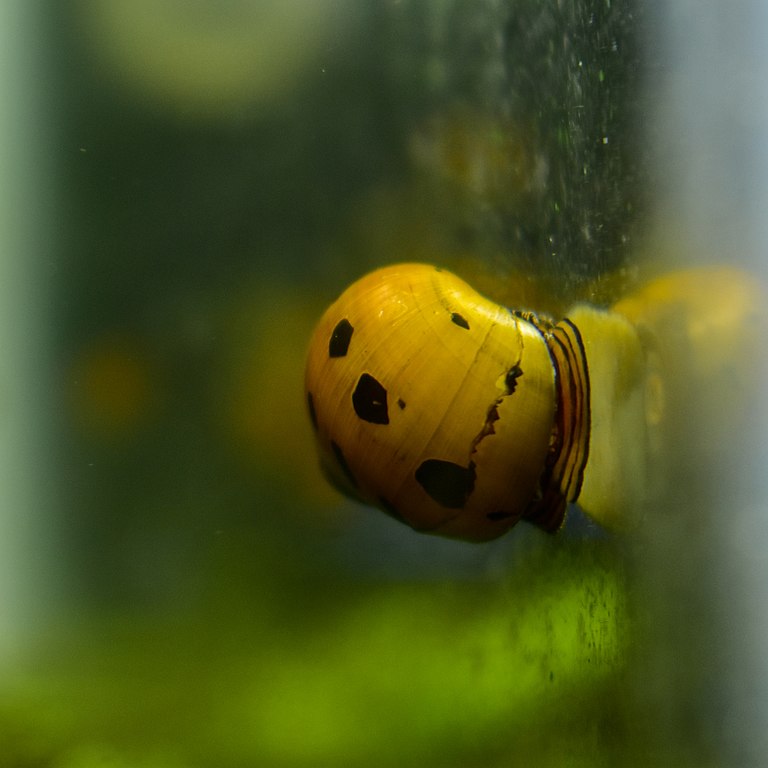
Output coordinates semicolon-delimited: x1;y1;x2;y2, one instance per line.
305;263;590;541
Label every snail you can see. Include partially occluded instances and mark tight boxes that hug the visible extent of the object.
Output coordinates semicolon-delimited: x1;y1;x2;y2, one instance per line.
304;263;765;542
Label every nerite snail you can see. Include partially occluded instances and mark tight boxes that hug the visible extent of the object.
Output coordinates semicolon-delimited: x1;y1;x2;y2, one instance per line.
304;263;765;542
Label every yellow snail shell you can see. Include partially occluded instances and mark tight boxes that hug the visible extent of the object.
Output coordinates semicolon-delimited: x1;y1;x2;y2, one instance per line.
305;263;589;541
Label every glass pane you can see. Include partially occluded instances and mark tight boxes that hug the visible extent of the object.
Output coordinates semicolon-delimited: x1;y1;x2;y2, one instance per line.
1;2;765;766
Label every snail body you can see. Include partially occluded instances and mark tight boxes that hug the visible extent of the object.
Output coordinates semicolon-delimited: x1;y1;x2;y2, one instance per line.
305;262;764;541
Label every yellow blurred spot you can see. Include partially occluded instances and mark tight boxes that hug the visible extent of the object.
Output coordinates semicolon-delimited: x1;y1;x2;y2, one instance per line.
409;109;540;203
77;0;354;119
70;336;156;439
219;287;340;510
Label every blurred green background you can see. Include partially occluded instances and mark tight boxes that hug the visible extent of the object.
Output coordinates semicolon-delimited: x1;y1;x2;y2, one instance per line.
2;1;760;766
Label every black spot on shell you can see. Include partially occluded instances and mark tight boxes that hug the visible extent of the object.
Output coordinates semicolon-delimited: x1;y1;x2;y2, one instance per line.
450;312;470;330
307;392;318;431
487;510;514;521
330;440;357;488
397;398;406;410
415;460;476;508
505;364;523;393
353;373;389;424
329;318;354;358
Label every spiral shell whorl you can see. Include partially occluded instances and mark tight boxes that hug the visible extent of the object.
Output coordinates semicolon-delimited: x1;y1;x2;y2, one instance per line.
510;311;591;531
